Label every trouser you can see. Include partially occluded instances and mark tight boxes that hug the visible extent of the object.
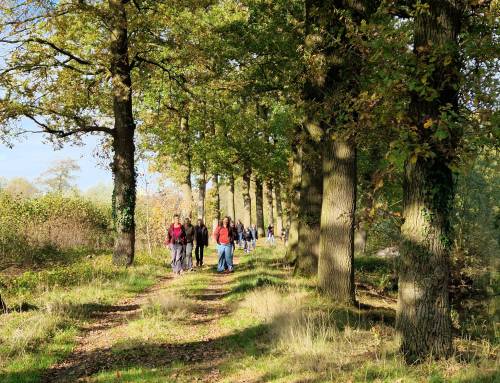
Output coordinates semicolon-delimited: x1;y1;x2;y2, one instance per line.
195;244;204;266
267;234;275;245
217;243;233;272
251;238;256;250
183;242;193;270
170;244;184;274
238;232;243;248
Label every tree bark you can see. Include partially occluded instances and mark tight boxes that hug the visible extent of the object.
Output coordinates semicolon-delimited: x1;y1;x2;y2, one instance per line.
255;176;265;237
286;137;302;264
294;137;323;275
242;167;252;227
397;0;462;363
318;138;357;304
0;294;7;314
179;114;193;219
211;173;221;231
197;171;206;221
228;174;236;221
265;180;274;228
275;182;284;239
109;0;136;266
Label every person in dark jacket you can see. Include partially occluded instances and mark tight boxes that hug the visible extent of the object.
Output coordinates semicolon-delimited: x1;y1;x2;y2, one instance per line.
250;224;258;250
230;221;239;256
165;214;187;275
183;218;195;271
236;220;244;249
243;227;253;254
194;219;209;267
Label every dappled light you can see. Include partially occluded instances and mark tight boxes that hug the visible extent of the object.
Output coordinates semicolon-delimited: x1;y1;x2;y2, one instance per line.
0;0;498;381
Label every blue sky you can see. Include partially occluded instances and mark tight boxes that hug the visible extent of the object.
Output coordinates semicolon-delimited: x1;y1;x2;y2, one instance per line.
0;132;113;191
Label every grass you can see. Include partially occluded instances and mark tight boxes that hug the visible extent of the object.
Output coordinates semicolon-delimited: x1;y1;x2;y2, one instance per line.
1;243;498;382
0;248;167;383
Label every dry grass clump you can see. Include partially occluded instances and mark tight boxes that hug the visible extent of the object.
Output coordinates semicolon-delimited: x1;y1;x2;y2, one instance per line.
0;311;63;356
143;293;195;320
240;286;307;322
278;310;382;371
240;286;387;373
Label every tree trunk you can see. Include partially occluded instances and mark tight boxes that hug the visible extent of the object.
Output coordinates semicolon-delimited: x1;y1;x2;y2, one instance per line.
109;0;136;266
179;115;193;219
255;176;265;237
275;182;283;239
265;180;274;228
0;294;7;314
211;173;221;231
228;174;236;221
397;0;462;363
286;137;302;263
197;171;206;221
318;138;356;304
242;167;252;227
294;137;323;275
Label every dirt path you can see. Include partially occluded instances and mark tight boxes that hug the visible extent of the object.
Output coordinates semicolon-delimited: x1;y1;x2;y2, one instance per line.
40;253;237;383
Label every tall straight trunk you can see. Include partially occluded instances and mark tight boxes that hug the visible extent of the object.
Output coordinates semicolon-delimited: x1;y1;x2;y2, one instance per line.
242;167;252;227
294;137;323;275
318;138;356;304
179;115;193;219
275;182;283;238
265;180;274;228
211;173;221;231
255;176;265;237
0;294;6;313
109;0;136;266
197;171;206;220
228;174;236;221
397;0;462;363
286;137;302;263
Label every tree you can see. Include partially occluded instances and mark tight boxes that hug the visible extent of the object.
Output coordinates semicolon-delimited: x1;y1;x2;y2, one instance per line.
396;0;464;362
37;158;80;194
255;176;265;236
4;177;39;198
0;0;150;265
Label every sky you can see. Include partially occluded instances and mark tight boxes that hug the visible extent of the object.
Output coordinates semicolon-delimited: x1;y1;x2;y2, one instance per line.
0;132;114;191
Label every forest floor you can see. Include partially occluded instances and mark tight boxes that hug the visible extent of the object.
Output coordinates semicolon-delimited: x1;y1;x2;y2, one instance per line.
0;244;498;383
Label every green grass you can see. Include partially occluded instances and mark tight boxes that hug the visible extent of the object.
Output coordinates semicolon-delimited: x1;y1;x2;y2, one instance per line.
0;248;168;383
1;244;498;383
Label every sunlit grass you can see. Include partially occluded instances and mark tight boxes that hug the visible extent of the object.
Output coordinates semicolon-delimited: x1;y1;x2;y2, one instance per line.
1;243;498;383
0;249;168;382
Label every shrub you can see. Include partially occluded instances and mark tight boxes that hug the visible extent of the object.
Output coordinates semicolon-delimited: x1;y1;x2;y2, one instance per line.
0;192;113;268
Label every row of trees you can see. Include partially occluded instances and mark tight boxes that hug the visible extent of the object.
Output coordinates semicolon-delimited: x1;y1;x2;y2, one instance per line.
1;0;497;363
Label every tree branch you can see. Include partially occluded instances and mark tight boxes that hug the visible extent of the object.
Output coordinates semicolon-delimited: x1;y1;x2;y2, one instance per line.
0;37;96;66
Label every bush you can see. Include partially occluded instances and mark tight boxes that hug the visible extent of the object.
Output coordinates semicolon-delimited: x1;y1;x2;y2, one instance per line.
0;192;113;268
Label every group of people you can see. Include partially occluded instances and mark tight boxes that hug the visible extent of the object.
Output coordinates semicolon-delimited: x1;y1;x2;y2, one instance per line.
164;214;209;275
165;214;261;275
165;213;292;275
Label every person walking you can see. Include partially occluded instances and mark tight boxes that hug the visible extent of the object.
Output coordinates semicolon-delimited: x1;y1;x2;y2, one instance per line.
230;221;237;256
236;220;244;249
214;216;234;273
267;224;275;246
194;218;209;267
183;218;195;271
250;224;258;250
243;227;253;254
165;214;186;275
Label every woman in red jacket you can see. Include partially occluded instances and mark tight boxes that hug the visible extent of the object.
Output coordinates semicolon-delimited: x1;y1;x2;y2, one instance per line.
165;214;186;275
213;216;234;272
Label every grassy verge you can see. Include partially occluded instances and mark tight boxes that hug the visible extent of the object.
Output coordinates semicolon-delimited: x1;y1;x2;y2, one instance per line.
1;244;498;382
211;247;499;383
0;248;169;383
